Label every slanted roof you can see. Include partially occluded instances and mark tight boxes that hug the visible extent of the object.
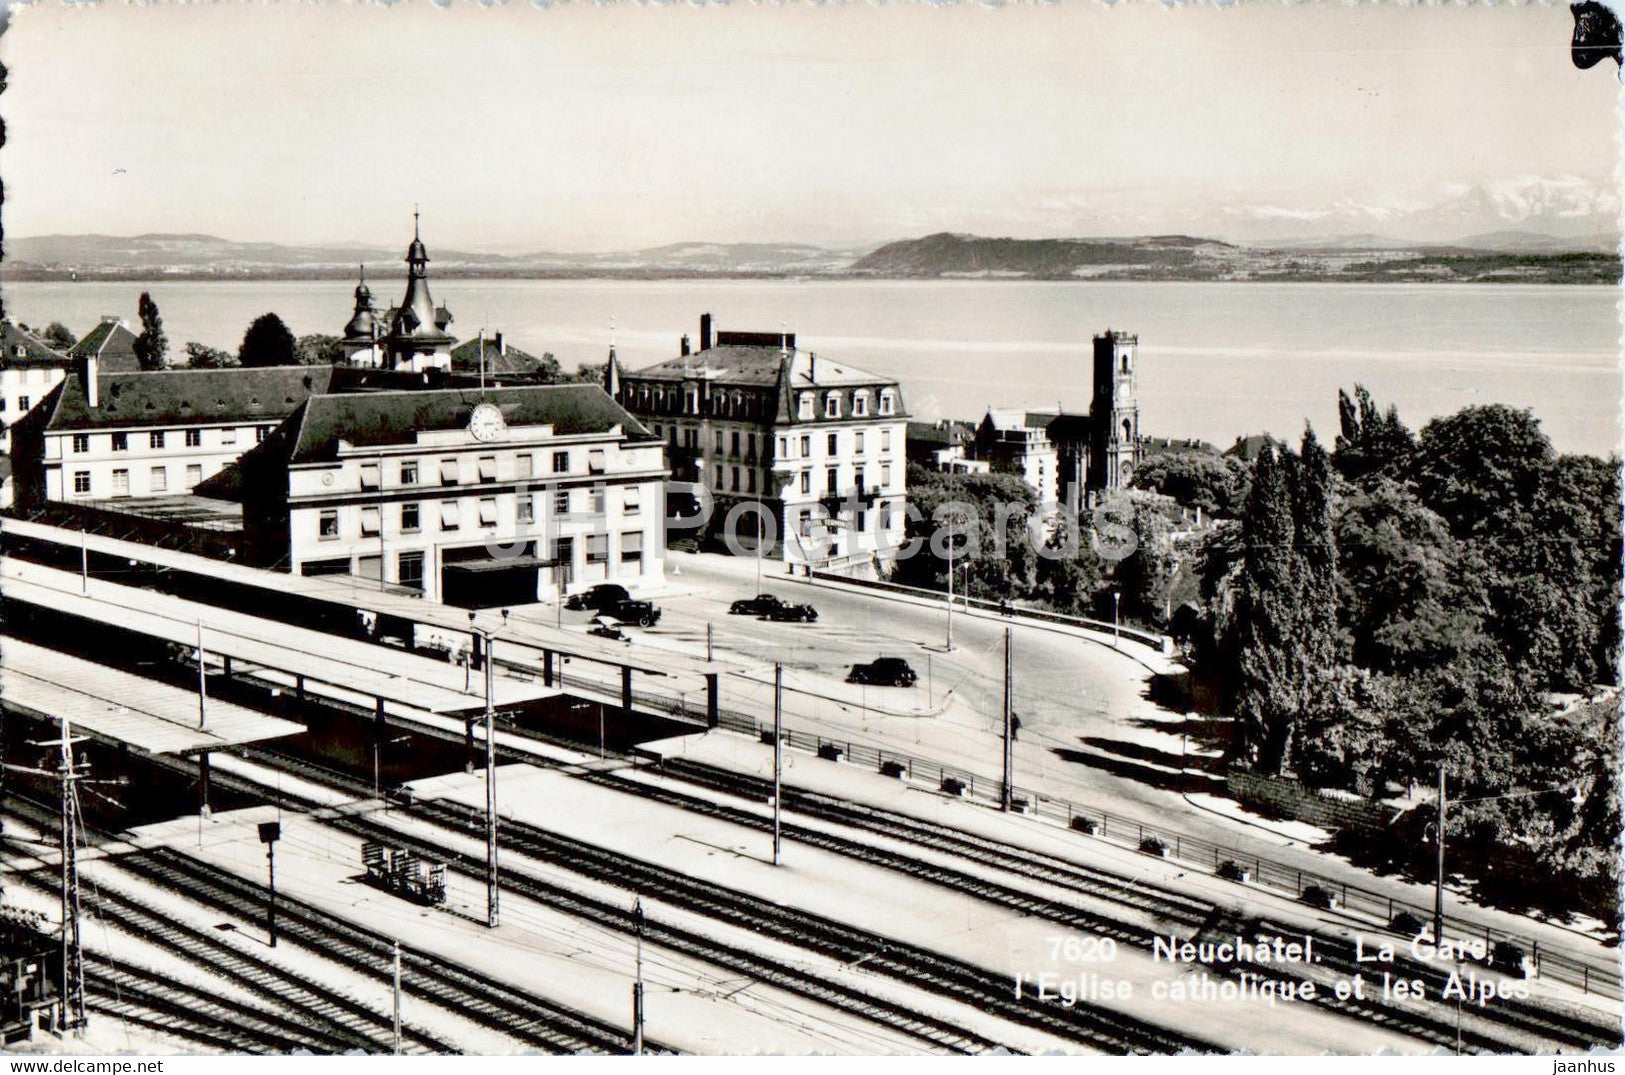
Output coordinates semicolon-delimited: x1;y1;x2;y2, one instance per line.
0;322;73;370
906;420;974;447
283;383;657;464
1045;412;1093;442
449;336;556;380
44;366;336;431
69;317;143;373
630;345;894;391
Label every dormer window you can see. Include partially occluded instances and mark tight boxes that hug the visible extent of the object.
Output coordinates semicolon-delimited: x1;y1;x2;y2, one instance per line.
798;393;814;420
853;391;869;418
825;393;842;419
879;390;895;416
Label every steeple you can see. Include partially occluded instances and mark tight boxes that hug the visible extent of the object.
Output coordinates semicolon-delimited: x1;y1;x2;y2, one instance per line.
394;211;440;339
603;319;621;397
343;264;378;340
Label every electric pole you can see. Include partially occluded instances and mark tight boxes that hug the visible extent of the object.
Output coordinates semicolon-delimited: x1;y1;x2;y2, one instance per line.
484;630;499;929
58;716;86;1031
773;663;783;866
631;898;645;1056
392;939;402;1055
196;618;208;730
1434;765;1446;944
1001;627;1014;811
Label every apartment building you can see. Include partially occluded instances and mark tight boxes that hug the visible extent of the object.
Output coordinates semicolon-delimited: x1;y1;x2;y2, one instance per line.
615;315;908;574
0;322;72;456
239;384;666;607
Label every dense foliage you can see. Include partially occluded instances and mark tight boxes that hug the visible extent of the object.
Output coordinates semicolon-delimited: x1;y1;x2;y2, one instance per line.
1131;450;1251;518
134;292;168;370
238;313;297;368
184;341;238;369
41;322;76;351
1194;386;1622;917
294;333;344;366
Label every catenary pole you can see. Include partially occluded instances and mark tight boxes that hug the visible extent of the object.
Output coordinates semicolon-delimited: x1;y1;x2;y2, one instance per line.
485;632;499;928
631;898;645;1055
392;940;402;1054
1434;766;1446;944
773;663;783;866
1001;627;1014;811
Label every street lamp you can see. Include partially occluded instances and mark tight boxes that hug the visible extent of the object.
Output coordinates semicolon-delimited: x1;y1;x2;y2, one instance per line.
1111;590;1121;647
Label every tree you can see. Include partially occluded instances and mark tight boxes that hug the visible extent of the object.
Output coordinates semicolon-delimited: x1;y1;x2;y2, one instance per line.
134;292;168;370
238;313;297;367
1034;511;1105;615
891;465;1038;599
41;322;76;351
1334;385;1415;483
1231;444;1301;772
570;362;606;383
1131;451;1251;517
294;333;344;366
184;341;238;369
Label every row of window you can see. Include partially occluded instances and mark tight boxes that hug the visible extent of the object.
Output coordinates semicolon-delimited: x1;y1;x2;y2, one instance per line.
312;532;645;588
317;486;643;539
0;395;31;415
72;464;204;496
627;383;896;421
798;388;894;421
789;501;895;536
356;448;605;491
68;427;270;453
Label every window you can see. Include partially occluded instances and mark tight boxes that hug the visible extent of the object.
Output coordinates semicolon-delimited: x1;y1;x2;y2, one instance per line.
17;396;28;412
731;431;741;457
747;469;756;494
400;461;418;485
879;390;895;416
518;495;534;524
623;486;641;514
621;532;644;564
825;394;841;419
439;500;460;530
397;552;424;590
71;434;89;454
799;471;811;495
319;509;339;539
477;456;497;482
359;462;381;490
881;429;892;452
856;509;867;532
853;392;869;417
553;489;570;517
827;433;838;455
72;471;90;495
714;430;724;453
2;399;10;412
714;464;723;487
186;428;202;448
855;431;865;454
439;458;460;485
591;487;606;514
401;502;421;532
478;498;497;527
361;506;381;536
185;463;202;486
552;451;570;474
257;426;271;443
149;466;167;493
798;393;813;420
149;431;166;450
881;463;892;486
111;432;128;452
111;469;130;496
221;428;236;446
778;436;788;458
587;449;606;474
800;435;811;457
826;468;839;495
585;533;609;564
515;454;533;480
731;467;741;492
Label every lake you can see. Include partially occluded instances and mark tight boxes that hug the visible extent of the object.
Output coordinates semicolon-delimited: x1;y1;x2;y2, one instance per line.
5;278;1618;457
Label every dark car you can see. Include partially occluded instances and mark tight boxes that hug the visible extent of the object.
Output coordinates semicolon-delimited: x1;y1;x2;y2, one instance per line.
731;594;818;622
589;620;631;643
847;657;918;687
567;584;661;627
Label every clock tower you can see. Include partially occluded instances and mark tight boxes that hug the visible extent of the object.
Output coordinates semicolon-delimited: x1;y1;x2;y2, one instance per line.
1087;329;1141;501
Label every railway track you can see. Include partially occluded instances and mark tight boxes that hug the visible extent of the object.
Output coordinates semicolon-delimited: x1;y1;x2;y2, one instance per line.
645;757;1623;1053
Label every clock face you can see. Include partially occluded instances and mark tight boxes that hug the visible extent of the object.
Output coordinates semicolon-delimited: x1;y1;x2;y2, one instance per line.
1116;381;1132;402
469;402;505;442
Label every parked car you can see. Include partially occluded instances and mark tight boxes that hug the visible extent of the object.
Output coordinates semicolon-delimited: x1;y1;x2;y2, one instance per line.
566;583;661;627
589;620;631;644
847;657;918;687
731;594;819;622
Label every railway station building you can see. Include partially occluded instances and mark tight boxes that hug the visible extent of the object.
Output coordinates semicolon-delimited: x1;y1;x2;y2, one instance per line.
237;383;668;607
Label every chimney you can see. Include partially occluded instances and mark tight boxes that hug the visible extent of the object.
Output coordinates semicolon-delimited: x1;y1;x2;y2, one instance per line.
495;331;506;356
84;355;99;409
808;351;816;384
680;334;690;357
699;313;712;352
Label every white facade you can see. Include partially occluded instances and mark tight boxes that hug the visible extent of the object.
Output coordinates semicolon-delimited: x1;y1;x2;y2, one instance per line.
0;366;66;454
44;419;277;502
768;417;909;566
283;425;667;603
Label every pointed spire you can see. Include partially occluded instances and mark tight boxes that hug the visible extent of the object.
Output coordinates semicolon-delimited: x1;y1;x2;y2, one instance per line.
779;320;788;359
603;320;621;398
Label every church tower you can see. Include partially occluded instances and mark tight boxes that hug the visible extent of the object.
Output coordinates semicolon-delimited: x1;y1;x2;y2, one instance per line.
1087;329;1141;498
383;212;454;373
340;265;382;368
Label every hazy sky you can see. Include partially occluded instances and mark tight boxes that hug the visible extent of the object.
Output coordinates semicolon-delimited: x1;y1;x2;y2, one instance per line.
1;1;1616;251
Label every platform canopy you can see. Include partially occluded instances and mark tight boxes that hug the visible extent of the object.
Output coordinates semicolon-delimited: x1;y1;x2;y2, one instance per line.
1;636;304;755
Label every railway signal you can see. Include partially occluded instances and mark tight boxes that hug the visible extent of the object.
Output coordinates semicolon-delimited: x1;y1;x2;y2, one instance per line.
259;821;281;948
1001;628;1014;812
631;897;645;1056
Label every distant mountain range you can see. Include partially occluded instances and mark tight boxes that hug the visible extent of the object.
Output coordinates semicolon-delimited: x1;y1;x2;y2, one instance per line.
4;219;1617;285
